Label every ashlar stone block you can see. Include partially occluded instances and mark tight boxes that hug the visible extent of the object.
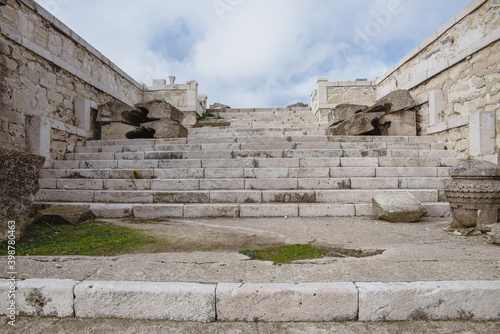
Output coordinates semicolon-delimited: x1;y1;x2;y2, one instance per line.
0;279;77;318
216;283;358;322
74;281;216;322
357;281;500;321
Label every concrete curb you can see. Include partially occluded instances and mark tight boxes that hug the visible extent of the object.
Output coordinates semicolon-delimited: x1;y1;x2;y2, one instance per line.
2;279;500;322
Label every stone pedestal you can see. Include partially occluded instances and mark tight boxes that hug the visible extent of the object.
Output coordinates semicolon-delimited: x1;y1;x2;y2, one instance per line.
444;160;500;232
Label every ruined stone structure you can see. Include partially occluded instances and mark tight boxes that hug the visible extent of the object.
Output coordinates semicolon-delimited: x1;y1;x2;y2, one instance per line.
0;0;499;222
0;0;206;165
313;0;500;161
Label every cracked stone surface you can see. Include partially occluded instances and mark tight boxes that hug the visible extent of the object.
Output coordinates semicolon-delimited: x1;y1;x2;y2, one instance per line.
2;217;500;283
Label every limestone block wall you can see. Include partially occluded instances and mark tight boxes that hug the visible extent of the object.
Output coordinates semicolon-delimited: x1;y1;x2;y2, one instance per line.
312;78;377;121
0;0;144;162
315;0;499;160
143;80;204;116
375;0;500;160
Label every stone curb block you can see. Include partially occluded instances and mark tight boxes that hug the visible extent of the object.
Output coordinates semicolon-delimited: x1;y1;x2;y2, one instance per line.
0;279;77;318
73;281;216;322
216;283;358;322
357;281;500;321
2;279;500;322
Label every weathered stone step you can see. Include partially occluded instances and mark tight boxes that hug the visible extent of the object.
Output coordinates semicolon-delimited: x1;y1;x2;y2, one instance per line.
63;149;458;161
228;121;327;128
75;141;450;154
41;164;452;179
35;201;449;219
189;128;325;138
36;188;440;204
82;136;443;147
39;176;451;191
187;135;330;144
47;157;459;172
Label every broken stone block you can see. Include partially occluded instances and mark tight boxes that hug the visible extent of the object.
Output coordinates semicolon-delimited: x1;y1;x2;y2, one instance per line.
287;102;309;108
181;111;198;127
134;100;185;123
364;89;416;114
327;90;418;137
33;206;96;225
121;108;159;126
126;127;156;139
376;109;417;136
0;148;45;241
328;104;368;127
372;193;427;223
147;119;188;138
97;101;133;122
328;110;385;136
210;103;230;110
101;122;137;140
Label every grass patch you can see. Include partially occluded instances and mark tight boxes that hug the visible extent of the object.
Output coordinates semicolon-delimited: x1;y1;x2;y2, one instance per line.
240;244;385;264
66;172;87;179
0;222;158;256
240;244;323;264
198;111;223;121
136;218;167;224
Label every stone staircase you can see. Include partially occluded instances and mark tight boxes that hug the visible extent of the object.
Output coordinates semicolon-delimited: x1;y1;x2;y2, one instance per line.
35;107;458;219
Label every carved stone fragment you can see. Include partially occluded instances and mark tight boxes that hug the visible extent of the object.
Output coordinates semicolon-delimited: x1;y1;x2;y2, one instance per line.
444;160;500;232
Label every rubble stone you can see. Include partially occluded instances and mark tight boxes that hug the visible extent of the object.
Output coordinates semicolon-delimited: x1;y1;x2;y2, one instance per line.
328;104;368;126
134;100;185;123
210;103;230;110
327;90;417;137
372;193;427;223
101;122;137;140
97;101;133;122
147;118;188;138
33;206;96;225
287;102;309;108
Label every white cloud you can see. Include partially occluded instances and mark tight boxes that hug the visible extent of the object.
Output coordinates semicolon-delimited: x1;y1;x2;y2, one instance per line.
38;0;472;108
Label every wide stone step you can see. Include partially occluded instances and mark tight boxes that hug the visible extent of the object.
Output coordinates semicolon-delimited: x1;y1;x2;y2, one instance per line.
81;136;442;147
49;157;459;171
36;188;441;204
39;176;451;191
63;148;457;161
35;201;450;218
75;141;450;153
228;122;327;128
41;164;452;179
187;130;325;137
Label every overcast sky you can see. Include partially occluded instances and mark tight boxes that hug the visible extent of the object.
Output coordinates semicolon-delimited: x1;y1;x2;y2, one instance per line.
39;0;472;108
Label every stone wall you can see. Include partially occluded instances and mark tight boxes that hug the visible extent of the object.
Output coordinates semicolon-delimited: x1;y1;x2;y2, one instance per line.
376;0;499;160
143;79;205;118
312;78;377;121
0;0;142;163
315;0;499;161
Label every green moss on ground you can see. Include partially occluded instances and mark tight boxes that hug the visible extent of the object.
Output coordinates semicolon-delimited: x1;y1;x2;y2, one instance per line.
240;244;324;264
0;221;157;256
